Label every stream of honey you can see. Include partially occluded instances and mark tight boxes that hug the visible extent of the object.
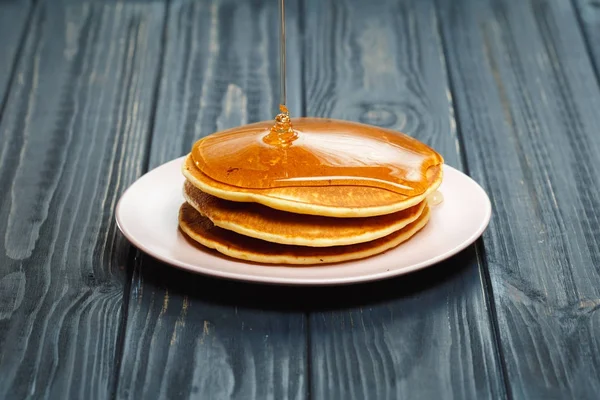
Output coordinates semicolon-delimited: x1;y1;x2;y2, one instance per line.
192;0;444;200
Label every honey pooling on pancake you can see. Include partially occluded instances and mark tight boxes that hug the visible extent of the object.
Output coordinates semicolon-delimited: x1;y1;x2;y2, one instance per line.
192;111;443;197
263;105;298;148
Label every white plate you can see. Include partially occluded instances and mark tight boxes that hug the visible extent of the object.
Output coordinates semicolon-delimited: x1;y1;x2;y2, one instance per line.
116;157;491;285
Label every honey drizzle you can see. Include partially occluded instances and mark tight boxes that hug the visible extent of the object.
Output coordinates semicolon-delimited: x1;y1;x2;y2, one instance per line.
279;0;286;108
263;1;298;148
189;0;444;196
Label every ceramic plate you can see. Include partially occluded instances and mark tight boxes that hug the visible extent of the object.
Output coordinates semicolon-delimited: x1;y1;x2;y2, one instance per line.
116;157;491;285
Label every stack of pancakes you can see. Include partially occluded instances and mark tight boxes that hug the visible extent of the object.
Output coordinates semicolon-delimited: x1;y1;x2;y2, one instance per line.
178;119;443;265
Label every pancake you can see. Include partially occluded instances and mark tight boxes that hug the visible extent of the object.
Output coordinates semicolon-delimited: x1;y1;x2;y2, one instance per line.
183;180;427;247
193;118;444;196
183;154;442;217
178;202;431;265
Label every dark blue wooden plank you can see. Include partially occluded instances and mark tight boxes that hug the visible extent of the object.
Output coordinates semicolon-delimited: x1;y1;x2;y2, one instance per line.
0;1;32;114
574;0;600;76
0;0;166;397
118;259;307;400
115;1;307;399
438;0;600;397
304;0;505;398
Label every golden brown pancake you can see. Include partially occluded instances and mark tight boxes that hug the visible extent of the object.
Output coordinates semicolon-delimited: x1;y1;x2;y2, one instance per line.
183;181;427;247
183;155;442;218
193;118;444;197
178;202;431;265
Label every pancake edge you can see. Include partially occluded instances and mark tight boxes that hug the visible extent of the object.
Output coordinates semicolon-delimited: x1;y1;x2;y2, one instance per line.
182;154;442;218
183;183;427;247
178;203;431;265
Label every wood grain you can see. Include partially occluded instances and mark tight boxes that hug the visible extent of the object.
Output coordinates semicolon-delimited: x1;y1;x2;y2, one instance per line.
0;0;165;397
574;0;600;76
115;1;307;399
438;0;600;397
303;0;505;398
0;0;33;112
148;0;302;169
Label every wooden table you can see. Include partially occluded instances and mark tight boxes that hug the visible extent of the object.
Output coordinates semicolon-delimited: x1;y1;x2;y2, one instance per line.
1;0;600;398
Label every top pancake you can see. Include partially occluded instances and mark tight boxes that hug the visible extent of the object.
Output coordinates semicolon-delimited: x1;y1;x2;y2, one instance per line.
193;118;444;197
183;155;442;218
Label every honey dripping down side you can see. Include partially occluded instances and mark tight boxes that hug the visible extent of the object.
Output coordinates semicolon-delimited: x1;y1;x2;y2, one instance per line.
192;108;444;197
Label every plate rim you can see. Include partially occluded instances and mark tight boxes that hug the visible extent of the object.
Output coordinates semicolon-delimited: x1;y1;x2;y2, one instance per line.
115;157;492;286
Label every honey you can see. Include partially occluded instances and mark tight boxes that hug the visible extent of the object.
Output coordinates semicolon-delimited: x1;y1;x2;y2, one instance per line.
190;0;443;198
263;104;298;147
192;116;443;196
